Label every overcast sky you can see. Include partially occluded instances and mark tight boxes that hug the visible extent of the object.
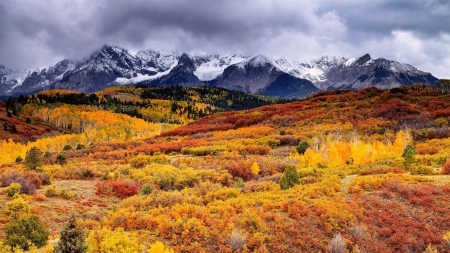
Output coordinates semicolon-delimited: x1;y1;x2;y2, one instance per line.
1;0;449;78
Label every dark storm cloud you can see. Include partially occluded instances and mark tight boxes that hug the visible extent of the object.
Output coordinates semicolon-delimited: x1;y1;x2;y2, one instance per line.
0;0;449;78
322;0;450;37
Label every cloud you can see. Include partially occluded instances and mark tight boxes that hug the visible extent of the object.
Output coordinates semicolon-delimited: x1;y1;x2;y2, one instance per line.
0;0;449;78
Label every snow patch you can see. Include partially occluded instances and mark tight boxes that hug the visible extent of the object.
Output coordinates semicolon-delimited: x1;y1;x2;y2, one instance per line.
114;59;179;85
390;62;415;72
3;69;35;92
344;58;356;66
192;54;247;81
363;59;375;66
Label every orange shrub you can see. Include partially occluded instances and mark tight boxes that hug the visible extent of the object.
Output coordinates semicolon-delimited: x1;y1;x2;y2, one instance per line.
232;145;271;155
442;160;450;175
33;193;48;201
415;145;439;155
359;167;407;176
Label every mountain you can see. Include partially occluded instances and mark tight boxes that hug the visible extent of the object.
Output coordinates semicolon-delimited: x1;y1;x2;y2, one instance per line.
318;54;438;90
0;45;439;99
0;60;76;98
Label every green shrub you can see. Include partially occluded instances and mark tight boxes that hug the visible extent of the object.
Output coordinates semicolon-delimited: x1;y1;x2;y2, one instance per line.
76;144;85;150
234;178;245;188
5;183;21;198
45;185;59;197
15;156;23;163
56;153;68;166
139;183;155;195
63;145;72;151
279;166;300;190
43;151;52;160
296;141;310;155
4;215;49;250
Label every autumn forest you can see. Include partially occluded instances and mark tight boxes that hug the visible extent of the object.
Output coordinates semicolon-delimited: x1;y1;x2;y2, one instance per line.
2;83;450;253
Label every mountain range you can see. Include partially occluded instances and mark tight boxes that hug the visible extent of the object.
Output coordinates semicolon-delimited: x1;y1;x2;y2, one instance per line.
0;44;439;99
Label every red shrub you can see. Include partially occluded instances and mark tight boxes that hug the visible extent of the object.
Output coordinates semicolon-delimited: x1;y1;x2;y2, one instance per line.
432;109;450;118
226;164;253;181
82;201;94;207
95;180;141;199
132;139;207;155
372;101;422;120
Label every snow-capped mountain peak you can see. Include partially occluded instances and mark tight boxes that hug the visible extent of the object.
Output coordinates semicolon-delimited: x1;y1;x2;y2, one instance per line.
238;54;274;69
0;47;439;99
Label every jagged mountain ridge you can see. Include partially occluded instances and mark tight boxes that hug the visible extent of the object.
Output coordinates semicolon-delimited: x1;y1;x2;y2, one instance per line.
0;45;439;98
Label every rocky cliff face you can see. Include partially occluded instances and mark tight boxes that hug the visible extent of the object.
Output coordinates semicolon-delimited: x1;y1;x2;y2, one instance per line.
0;45;439;99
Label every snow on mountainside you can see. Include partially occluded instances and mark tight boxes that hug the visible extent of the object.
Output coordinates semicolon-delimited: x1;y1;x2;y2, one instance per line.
0;45;439;98
191;54;247;81
136;50;178;72
320;54;438;90
1;69;36;93
0;65;14;76
273;56;347;84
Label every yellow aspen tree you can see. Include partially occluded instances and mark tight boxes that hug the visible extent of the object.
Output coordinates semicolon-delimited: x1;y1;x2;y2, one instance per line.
251;162;260;176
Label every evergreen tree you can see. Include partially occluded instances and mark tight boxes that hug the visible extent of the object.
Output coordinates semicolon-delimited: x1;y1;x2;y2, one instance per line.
24;146;44;170
403;148;417;170
54;213;86;253
4;215;49;250
56;153;68;166
401;144;416;157
279;166;300;190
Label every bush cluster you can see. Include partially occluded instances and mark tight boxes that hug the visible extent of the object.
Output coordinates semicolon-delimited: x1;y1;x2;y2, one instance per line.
0;171;51;195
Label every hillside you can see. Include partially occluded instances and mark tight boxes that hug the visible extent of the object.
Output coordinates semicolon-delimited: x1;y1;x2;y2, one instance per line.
1;85;450;252
0;86;286;145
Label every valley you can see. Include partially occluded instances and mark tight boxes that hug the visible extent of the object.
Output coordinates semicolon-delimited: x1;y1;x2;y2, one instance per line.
1;84;450;252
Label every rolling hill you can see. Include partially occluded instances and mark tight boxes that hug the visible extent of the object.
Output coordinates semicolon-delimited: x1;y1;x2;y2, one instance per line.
1;85;450;252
